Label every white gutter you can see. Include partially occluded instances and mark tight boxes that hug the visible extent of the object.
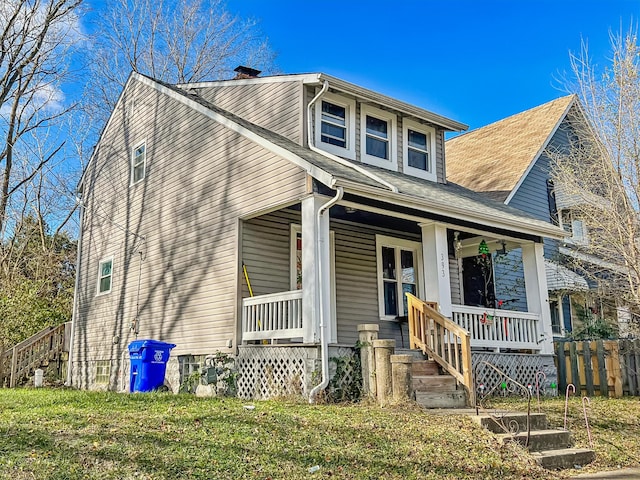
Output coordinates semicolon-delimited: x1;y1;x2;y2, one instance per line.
66;195;84;386
308;186;344;404
306;80;398;193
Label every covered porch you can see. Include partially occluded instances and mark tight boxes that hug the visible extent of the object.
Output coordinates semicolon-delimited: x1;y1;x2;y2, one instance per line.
239;192;555;355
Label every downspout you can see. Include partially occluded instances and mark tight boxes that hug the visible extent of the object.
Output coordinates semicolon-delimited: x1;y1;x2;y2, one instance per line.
306;80;398;193
66;194;85;387
308;185;343;404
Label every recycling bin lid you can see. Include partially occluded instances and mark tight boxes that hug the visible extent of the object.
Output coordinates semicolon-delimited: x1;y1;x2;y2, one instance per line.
128;339;176;353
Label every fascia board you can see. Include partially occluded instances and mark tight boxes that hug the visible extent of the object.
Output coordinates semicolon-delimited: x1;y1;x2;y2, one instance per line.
337;179;565;239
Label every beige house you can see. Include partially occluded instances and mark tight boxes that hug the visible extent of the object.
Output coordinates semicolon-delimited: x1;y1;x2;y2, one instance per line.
69;69;564;400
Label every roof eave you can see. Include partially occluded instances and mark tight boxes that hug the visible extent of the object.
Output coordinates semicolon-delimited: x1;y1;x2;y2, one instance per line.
306;74;468;132
336;179;565;240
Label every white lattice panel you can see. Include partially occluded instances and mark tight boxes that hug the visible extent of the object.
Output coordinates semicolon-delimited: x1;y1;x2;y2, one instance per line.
236;346;317;399
472;353;556;396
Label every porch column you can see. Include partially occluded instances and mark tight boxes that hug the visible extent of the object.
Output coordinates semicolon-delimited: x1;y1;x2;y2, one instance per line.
522;242;554;354
301;194;332;344
419;222;453;317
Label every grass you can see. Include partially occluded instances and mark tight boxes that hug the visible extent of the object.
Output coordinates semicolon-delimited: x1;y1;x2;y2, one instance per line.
0;390;638;479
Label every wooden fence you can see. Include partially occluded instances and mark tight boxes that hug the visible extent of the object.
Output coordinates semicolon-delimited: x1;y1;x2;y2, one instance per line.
555;339;640;397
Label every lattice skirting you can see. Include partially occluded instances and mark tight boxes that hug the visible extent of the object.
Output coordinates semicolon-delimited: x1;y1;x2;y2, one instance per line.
472;352;557;397
236;345;359;400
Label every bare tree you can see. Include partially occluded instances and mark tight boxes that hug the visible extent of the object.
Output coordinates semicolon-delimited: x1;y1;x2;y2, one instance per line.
85;0;275;123
550;26;640;334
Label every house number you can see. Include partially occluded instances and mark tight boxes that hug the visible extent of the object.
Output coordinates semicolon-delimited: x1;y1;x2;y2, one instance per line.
440;253;446;277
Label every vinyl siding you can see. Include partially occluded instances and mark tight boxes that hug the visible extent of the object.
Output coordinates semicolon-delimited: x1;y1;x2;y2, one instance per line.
449;256;462;305
493;249;528;312
193;81;304;144
74;79;307;381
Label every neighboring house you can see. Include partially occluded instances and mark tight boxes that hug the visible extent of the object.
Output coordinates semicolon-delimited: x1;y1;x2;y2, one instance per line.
69;69;564;399
446;95;621;339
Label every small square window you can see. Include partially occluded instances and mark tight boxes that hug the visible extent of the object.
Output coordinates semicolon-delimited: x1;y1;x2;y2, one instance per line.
131;142;146;184
95;360;111;385
97;258;113;294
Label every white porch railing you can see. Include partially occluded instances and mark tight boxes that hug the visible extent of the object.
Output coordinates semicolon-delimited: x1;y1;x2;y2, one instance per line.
451;305;541;351
242;290;303;341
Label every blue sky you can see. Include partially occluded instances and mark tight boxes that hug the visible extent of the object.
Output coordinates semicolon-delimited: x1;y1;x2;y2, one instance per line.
227;0;640;132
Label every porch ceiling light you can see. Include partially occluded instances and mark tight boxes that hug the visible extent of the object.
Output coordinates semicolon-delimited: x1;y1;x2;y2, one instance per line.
496;240;508;257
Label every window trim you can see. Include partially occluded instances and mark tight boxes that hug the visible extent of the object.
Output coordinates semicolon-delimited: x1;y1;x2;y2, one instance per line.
402;118;437;181
96;256;114;296
375;235;424;321
360;104;398;170
314;92;356;160
130;140;147;185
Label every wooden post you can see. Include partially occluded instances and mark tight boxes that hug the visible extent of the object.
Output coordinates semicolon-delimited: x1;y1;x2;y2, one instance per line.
373;339;395;406
9;346;18;388
596;340;608;397
357;324;379;399
583;341;594;396
556;341;567;393
569;342;580;394
390;354;413;403
635;339;640;396
608;340;623;398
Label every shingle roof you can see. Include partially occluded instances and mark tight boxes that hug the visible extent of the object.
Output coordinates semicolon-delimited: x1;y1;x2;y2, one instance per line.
445;95;575;202
140;74;564;239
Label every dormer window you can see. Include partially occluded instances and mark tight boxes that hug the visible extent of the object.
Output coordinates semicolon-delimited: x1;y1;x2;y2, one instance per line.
315;92;355;160
360;105;397;170
403;119;436;181
321;101;347;148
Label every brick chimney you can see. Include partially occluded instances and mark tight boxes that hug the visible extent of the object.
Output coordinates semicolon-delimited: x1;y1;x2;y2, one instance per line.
233;66;262;79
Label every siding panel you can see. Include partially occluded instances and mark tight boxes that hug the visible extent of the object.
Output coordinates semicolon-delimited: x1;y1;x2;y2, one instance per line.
74;80;307;385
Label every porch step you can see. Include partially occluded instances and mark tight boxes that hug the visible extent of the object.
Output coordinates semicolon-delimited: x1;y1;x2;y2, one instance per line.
411;359;440;376
412;374;457;391
415;389;466;408
531;448;596;470
474;411;595;470
473;413;548;433
498;429;573;451
395;348;427;360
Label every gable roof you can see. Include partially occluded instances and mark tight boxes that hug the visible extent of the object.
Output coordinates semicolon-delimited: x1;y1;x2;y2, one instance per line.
81;72;564;240
445;95;576;203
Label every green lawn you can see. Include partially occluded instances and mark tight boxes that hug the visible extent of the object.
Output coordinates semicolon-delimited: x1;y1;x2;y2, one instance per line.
0;389;637;479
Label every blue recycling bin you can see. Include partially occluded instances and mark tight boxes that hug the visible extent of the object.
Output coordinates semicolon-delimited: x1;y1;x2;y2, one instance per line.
128;339;176;392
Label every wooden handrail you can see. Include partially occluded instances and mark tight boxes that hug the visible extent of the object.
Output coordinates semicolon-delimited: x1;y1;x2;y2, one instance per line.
406;293;475;406
1;322;70;388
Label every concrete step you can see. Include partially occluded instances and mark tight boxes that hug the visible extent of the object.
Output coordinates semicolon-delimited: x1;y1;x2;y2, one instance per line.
472;413;549;434
411;360;440;376
415;389;467;408
531;448;596;470
412;374;457;392
498;429;573;452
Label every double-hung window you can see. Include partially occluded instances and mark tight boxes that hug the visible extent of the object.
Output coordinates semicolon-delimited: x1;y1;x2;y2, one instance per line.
361;105;397;170
131;142;146;184
315;92;356;159
97;257;113;295
403;119;436;181
376;235;422;319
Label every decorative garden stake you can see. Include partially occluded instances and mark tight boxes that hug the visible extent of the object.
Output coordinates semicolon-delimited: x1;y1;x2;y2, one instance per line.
501;381;507;397
527;383;533;397
478;383;485;397
564;384;576;430
582;397;593;448
535;371;547;413
549;382;557;397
